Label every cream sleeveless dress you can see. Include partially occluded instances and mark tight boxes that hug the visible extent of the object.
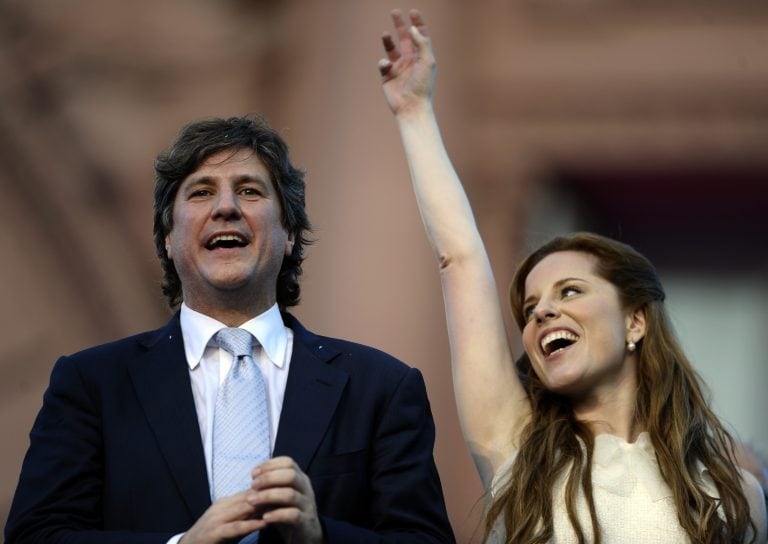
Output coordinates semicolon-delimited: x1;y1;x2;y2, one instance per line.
487;432;711;543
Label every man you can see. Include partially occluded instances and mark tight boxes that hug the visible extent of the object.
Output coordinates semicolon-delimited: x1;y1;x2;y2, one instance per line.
5;115;454;543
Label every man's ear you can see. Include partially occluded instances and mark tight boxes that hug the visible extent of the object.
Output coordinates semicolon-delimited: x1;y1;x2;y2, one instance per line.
284;231;295;257
165;234;172;260
625;305;647;345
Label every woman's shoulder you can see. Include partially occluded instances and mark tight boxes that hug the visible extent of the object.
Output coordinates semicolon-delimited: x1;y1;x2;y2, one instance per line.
738;467;767;543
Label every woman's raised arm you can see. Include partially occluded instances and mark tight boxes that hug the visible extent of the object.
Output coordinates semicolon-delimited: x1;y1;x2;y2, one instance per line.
379;9;529;486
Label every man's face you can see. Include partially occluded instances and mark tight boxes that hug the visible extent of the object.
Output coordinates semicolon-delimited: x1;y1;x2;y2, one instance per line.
165;147;294;314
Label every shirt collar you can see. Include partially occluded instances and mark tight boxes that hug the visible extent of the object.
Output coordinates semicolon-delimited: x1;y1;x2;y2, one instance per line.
179;302;288;370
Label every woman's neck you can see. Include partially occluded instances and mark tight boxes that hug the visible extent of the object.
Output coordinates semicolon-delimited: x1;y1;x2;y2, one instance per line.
572;389;643;442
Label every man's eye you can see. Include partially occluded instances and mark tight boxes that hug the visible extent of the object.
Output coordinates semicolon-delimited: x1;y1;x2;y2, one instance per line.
240;187;262;197
189;189;211;198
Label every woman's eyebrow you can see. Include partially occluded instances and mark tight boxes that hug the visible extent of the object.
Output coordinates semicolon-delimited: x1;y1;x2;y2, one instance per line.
523;277;587;305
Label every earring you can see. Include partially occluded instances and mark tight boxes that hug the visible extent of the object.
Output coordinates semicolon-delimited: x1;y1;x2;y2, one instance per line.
627;341;636;352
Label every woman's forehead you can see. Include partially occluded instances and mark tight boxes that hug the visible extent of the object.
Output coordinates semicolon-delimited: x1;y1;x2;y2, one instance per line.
524;251;599;292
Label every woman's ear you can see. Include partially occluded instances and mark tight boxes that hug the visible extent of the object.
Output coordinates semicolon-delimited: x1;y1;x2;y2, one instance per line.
625;305;647;345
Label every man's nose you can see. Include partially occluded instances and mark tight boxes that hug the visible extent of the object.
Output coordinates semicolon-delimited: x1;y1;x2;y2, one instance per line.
212;189;241;219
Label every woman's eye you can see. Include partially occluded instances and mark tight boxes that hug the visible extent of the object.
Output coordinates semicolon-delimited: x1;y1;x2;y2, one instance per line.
523;304;536;320
562;286;580;298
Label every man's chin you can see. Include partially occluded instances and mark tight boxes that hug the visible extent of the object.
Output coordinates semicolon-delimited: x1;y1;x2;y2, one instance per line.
185;277;255;302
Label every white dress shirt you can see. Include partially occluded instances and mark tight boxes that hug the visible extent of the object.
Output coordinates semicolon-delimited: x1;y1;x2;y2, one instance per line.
167;302;293;543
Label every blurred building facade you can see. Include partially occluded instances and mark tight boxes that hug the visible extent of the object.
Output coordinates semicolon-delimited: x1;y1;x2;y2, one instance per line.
1;0;767;540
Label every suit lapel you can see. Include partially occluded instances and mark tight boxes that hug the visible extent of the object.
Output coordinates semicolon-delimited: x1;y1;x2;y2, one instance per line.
125;312;348;520
273;317;348;471
129;315;211;519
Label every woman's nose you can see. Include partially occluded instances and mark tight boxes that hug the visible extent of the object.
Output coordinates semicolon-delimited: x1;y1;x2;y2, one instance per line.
533;300;560;323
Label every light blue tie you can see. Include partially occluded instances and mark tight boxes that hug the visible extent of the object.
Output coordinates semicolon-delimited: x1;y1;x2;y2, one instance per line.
212;327;270;502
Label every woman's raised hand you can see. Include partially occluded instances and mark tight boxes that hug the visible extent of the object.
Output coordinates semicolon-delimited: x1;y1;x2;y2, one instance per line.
379;9;436;116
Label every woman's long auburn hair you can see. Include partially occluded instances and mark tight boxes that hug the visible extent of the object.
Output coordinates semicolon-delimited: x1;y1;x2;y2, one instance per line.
483;232;755;543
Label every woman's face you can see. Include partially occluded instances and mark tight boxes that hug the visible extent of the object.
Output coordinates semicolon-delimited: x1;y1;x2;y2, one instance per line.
521;251;645;401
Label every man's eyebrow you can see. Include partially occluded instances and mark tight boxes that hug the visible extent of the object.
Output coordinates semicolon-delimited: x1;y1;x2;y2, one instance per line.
181;173;270;190
183;174;209;183
179;176;215;193
233;174;270;187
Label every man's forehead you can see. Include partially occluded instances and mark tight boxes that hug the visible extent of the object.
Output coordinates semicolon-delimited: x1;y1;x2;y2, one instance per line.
199;147;262;168
183;148;271;183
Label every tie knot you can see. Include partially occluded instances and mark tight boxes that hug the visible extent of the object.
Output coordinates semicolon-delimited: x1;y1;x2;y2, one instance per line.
215;328;254;359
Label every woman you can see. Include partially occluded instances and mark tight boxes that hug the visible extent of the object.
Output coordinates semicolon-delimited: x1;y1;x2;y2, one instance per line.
377;9;767;543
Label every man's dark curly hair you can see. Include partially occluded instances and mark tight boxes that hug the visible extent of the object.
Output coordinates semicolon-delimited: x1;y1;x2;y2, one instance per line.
153;114;312;310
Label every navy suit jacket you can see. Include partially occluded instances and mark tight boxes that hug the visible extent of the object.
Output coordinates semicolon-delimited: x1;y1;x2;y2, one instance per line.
6;313;454;543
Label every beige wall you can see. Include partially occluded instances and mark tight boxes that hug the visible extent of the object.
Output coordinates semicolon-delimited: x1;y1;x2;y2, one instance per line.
2;1;767;541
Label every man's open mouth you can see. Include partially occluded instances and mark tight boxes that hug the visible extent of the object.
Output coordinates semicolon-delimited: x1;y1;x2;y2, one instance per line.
206;234;248;250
